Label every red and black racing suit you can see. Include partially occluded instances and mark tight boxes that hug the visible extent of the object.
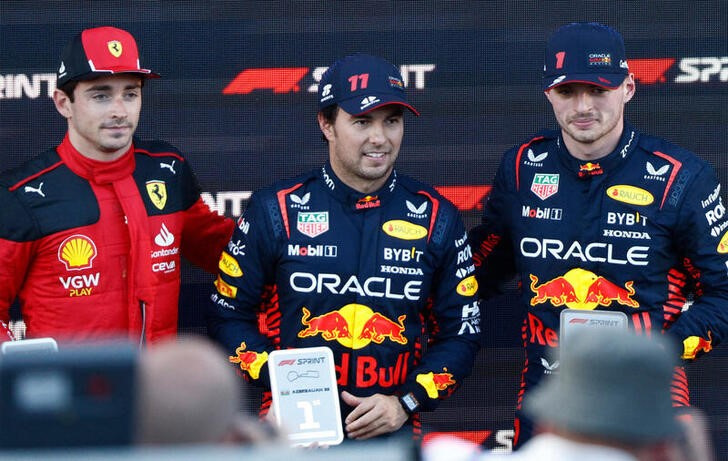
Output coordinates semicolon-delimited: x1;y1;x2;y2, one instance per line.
0;135;234;344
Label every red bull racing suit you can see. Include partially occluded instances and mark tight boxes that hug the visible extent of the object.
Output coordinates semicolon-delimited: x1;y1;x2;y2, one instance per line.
470;125;728;447
0;135;234;344
207;163;481;438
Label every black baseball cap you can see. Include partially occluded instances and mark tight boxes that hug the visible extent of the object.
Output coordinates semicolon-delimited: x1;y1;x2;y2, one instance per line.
318;53;419;116
57;26;160;87
543;22;629;90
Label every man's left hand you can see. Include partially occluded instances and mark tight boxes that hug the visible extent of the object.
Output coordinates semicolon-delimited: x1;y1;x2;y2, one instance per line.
341;391;408;440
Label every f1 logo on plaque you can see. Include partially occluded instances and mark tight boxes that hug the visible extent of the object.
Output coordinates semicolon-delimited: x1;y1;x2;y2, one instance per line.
268;346;343;446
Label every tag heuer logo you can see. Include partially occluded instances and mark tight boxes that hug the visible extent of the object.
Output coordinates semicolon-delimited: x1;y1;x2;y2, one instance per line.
530;173;559;200
297;212;329;238
146;180;167;210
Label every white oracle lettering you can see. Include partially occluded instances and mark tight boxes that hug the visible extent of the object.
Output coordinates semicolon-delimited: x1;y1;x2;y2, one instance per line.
705;198;726;225
674;57;728;83
59;272;100;289
0;73;56;99
456;245;473;264
289;272;422;300
519;238;649;266
200;191;252;217
152;261;176;273
383;247;423;262
606;212;647;226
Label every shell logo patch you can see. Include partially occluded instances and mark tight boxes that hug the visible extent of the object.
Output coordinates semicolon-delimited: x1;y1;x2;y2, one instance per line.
58;234;97;271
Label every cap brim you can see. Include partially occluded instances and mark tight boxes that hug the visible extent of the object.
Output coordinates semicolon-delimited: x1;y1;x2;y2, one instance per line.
73;69;161;82
338;98;419;117
543;73;626;90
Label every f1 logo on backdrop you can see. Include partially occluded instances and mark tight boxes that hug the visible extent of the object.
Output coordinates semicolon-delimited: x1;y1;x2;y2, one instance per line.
4;58;727;100
222;64;436;94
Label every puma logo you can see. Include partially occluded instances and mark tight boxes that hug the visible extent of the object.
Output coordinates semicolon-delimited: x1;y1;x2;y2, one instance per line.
24;182;45;197
160;160;176;174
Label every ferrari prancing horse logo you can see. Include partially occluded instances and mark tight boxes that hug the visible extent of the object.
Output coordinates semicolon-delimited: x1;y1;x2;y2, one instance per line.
107;40;123;58
146;180;167;210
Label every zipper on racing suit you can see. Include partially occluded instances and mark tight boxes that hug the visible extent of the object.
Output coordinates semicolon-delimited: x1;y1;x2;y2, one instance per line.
139;301;146;348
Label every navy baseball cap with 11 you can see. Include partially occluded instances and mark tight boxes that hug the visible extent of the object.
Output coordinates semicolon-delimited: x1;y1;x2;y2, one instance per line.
57;26;160;88
543;22;629;90
318;53;419;116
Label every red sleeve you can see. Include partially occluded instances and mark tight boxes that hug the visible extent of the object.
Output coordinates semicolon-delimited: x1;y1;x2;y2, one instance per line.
180;198;235;273
0;239;35;322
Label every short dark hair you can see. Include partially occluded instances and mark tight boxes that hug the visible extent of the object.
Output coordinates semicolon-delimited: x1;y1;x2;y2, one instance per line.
57;80;80;102
319;104;339;142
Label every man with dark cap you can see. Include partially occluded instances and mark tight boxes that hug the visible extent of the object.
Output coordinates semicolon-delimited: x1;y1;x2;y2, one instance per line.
207;53;481;441
0;26;234;345
469;22;728;448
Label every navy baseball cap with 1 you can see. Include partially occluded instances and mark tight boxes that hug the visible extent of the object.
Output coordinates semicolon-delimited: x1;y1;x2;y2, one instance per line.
318;53;419;116
57;26;160;88
543;22;629;90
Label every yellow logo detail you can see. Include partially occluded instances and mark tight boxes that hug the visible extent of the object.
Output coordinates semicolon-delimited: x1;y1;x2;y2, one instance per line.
146;180;167;210
606;185;654;206
298;304;407;350
214;275;237;298
718;230;728;254
457;276;478;296
58;234;97;270
219;252;243;277
107;40;123;58
229;342;268;380
416;371;456;399
382;220;428;240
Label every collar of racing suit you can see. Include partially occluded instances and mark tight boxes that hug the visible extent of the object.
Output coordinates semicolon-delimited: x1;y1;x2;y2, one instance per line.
56;134;156;343
556;123;640;179
56;133;136;184
318;161;398;211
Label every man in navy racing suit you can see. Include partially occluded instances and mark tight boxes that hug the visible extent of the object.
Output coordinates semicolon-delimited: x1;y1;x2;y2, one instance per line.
469;22;728;449
207;54;481;441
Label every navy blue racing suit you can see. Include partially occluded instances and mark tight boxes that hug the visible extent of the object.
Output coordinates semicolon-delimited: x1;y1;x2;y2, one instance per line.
470;125;728;447
207;163;481;439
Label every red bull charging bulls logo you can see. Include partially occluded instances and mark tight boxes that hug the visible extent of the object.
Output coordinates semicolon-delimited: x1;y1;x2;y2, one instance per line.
529;268;639;310
416;370;456;398
298;304;407;349
229;341;268;379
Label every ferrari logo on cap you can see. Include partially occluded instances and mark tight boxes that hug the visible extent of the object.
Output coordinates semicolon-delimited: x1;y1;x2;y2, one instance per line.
146;180;167;210
107;40;123;58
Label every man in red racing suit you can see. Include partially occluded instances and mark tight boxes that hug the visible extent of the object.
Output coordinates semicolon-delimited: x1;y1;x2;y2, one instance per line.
0;26;233;345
